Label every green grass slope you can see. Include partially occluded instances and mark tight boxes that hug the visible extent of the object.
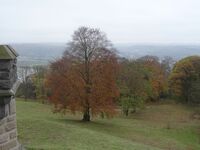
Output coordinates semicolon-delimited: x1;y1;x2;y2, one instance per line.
16;100;200;150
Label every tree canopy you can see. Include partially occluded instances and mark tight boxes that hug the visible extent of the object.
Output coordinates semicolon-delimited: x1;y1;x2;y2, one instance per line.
169;56;200;104
46;27;119;121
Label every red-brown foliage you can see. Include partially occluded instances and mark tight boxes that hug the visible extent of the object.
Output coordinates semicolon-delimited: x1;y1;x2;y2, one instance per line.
45;27;119;121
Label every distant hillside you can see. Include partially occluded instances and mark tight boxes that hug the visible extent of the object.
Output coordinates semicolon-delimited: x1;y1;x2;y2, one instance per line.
11;43;200;66
12;43;65;66
116;44;200;59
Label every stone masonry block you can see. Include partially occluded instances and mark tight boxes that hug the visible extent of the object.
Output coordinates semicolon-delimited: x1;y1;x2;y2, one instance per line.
0;127;4;135
0;139;17;150
0;119;6;126
0;134;9;144
9;130;17;140
7;115;16;122
9;99;16;115
0;46;21;150
0;60;13;71
5;121;16;132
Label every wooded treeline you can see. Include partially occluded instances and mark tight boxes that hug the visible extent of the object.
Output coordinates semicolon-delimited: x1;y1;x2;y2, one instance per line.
17;65;48;103
17;27;200;121
118;55;174;116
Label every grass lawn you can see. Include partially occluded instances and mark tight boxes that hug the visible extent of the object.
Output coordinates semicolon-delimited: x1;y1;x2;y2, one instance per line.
16;99;200;150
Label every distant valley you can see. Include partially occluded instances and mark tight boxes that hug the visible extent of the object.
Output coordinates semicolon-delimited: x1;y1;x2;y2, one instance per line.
11;43;200;66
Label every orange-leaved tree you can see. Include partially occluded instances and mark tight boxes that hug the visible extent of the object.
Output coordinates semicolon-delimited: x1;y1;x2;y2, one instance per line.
138;56;166;101
169;56;200;104
46;27;119;121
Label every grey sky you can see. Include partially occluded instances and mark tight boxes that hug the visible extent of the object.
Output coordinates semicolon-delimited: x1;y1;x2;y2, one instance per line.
0;0;200;44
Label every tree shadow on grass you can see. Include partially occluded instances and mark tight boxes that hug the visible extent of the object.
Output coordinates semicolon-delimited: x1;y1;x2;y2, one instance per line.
53;117;114;125
50;117;119;133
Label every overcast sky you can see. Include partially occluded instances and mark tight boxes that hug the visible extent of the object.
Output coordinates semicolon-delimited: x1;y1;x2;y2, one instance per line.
0;0;200;44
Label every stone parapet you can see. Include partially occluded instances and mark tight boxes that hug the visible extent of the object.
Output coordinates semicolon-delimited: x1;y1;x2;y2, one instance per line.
0;45;22;150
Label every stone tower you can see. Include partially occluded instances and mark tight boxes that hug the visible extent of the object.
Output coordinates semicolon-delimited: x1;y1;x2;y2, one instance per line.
0;45;21;149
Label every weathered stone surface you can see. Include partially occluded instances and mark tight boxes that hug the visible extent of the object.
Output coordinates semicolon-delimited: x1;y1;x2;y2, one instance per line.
7;115;15;122
0;77;16;90
0;134;9;144
0;118;6;126
0;140;17;150
9;100;16;115
0;45;21;150
0;103;9;120
5;121;16;132
0;60;13;71
0;70;17;82
0;127;4;134
0;97;11;106
4;105;9;119
0;106;5;120
0;72;10;80
10;145;21;150
0;80;12;90
0;60;17;91
10;130;17;139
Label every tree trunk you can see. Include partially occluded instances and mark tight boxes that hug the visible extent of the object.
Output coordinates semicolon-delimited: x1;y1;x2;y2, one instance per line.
125;109;129;116
82;107;90;121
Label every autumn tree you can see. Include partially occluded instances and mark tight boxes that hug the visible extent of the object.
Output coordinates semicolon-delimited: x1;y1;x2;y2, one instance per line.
32;65;48;102
161;56;175;79
137;55;166;101
118;59;146;116
169;56;200;104
161;56;175;97
46;27;119;121
17;66;36;100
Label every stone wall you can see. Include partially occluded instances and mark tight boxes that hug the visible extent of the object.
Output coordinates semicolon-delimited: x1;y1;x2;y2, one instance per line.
0;46;22;150
0;98;21;150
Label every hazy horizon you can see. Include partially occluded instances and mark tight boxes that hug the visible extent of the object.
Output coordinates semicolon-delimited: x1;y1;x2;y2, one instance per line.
12;43;200;66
